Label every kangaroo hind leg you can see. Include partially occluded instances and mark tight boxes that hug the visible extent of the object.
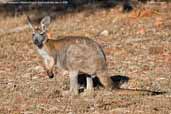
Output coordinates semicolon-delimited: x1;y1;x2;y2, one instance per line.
69;70;79;96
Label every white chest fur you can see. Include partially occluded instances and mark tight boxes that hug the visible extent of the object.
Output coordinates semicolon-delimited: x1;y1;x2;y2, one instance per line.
37;48;51;60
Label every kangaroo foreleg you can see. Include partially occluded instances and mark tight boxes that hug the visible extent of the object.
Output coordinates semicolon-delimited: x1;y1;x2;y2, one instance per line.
44;57;55;78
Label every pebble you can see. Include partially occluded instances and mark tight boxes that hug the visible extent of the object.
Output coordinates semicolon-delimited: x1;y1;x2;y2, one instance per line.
100;30;109;36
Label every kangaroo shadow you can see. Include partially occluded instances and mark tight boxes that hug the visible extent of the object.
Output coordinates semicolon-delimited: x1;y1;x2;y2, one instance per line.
78;74;166;96
110;75;129;89
78;74;129;90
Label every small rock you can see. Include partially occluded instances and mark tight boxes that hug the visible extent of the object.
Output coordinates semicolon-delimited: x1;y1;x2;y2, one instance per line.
32;76;39;80
100;30;109;36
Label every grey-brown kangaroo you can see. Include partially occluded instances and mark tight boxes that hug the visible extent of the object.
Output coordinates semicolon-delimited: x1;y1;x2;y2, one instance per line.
27;16;112;95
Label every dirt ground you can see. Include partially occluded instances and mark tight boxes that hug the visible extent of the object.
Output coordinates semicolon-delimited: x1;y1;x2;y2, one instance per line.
0;2;171;114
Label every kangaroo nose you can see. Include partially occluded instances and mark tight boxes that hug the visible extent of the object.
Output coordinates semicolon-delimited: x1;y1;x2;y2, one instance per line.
34;39;38;44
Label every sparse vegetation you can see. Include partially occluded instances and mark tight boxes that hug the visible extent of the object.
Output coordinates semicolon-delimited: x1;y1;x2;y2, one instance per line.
0;2;171;114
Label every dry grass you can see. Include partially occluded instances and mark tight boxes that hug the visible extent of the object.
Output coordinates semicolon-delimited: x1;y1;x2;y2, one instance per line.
0;2;171;114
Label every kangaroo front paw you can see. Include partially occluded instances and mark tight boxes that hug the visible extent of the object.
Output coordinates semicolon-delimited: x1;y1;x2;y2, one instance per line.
49;74;54;79
47;71;54;79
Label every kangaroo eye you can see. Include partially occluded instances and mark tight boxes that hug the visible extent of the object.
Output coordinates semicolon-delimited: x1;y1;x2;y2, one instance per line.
32;33;35;37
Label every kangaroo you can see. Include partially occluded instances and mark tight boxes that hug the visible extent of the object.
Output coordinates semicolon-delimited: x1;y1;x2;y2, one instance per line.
27;16;113;95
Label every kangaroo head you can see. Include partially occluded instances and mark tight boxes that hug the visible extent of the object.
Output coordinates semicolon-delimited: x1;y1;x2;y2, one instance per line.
27;16;51;48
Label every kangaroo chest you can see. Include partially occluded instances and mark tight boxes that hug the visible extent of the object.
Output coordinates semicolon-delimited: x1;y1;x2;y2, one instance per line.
37;48;51;60
37;47;67;69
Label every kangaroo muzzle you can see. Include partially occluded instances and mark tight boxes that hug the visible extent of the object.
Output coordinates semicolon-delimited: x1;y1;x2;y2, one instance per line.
33;33;45;48
34;39;43;48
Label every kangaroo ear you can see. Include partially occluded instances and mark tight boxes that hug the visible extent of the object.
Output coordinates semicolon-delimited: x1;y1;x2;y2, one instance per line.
40;16;51;32
27;16;35;32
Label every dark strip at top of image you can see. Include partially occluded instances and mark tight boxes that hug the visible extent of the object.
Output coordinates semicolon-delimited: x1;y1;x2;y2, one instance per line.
0;0;68;4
